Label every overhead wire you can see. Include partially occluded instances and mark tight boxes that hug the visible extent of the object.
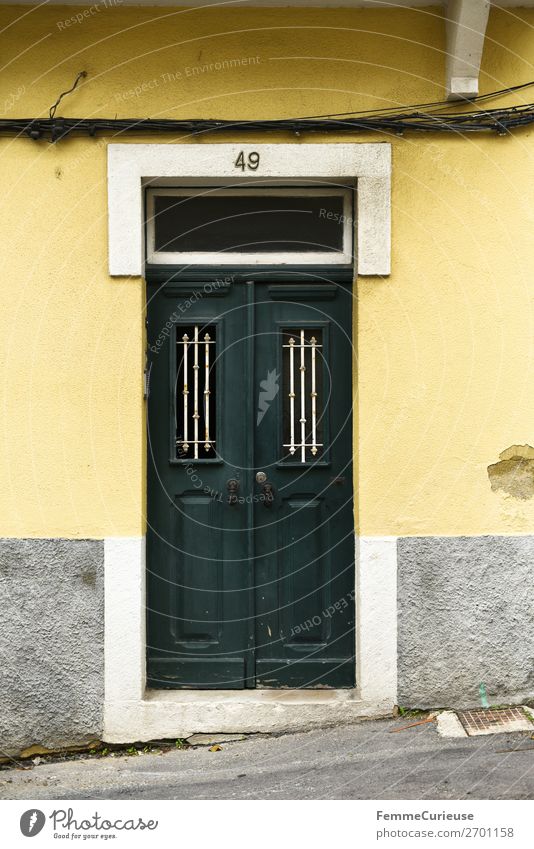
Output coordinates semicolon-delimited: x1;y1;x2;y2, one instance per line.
2;76;534;141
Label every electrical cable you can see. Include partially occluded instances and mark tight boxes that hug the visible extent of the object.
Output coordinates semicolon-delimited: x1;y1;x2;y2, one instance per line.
291;78;534;120
2;78;534;140
48;71;87;120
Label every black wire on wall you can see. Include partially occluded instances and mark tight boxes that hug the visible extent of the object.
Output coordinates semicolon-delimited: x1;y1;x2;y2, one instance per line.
2;78;534;141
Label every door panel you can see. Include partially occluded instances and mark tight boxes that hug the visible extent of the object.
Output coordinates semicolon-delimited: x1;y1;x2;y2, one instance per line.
146;283;252;689
146;277;355;690
170;493;222;644
279;496;332;646
252;283;355;688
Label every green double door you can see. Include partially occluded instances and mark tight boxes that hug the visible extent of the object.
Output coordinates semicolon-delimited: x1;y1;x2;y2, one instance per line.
146;276;355;689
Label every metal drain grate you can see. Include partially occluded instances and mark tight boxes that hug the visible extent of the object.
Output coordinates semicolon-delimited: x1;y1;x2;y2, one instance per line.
458;707;533;736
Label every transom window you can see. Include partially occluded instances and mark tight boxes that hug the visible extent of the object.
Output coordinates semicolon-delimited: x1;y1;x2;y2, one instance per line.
146;188;353;265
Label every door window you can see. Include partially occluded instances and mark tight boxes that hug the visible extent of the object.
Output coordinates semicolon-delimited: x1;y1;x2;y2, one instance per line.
281;328;326;463
175;324;217;460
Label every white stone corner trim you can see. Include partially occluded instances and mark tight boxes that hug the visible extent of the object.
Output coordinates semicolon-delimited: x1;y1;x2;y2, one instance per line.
107;143;391;277
356;536;398;707
104;536;146;704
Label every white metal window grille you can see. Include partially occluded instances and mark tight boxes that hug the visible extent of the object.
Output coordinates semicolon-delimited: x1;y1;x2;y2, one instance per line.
282;328;324;462
176;325;216;459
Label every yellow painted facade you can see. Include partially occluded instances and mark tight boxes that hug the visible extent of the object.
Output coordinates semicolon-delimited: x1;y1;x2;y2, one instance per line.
1;4;533;538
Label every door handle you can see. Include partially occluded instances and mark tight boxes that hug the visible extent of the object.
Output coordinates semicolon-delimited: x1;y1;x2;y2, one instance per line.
262;482;275;508
227;479;240;506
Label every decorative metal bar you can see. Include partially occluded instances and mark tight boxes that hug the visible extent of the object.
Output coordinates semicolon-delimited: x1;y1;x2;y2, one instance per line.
283;442;324;450
176;327;216;458
283;331;323;462
299;329;306;463
193;325;200;459
310;336;318;456
288;336;296;455
182;333;189;454
204;332;211;452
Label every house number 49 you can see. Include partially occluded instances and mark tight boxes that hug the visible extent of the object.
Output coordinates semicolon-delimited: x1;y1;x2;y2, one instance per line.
234;151;260;171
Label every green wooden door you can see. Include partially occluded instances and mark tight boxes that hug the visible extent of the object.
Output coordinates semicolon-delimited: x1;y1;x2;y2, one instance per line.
146;277;355;689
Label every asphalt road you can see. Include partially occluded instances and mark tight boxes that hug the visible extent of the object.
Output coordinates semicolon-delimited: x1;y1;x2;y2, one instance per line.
1;718;534;800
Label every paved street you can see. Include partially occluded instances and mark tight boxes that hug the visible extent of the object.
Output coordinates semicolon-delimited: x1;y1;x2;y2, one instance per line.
1;718;534;800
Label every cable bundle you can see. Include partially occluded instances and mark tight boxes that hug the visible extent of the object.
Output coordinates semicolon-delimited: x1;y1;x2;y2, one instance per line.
2;80;534;141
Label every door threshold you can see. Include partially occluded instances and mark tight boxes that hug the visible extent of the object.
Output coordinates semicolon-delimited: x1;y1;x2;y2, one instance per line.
144;688;360;703
104;689;394;744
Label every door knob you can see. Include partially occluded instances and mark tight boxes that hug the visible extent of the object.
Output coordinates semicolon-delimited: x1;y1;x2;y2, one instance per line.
227;479;240;505
262;482;275;508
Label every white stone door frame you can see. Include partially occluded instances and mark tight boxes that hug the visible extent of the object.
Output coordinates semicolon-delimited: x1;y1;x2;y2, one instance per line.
104;142;396;742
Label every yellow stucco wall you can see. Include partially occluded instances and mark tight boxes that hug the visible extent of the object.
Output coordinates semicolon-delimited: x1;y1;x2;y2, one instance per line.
0;4;533;537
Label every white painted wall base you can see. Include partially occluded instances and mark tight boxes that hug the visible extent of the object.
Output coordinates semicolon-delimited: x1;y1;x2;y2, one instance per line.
103;536;398;743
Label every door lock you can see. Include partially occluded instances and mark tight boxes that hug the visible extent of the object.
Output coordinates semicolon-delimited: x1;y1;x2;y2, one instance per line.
227;479;240;505
255;471;267;483
262;482;275;508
